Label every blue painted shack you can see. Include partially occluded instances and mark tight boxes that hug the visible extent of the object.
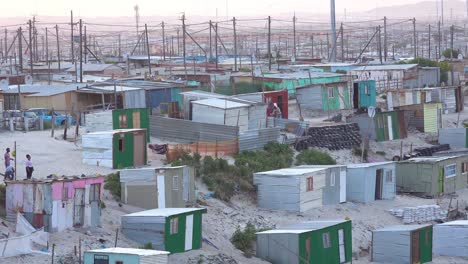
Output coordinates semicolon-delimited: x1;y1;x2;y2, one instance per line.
352;80;376;109
84;248;169;264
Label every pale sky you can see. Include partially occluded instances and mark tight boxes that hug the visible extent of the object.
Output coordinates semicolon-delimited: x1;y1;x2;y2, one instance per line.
2;0;430;17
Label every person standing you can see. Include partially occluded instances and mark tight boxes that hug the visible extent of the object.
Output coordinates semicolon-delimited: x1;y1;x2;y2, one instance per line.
272;103;283;119
25;154;33;179
4;148;13;169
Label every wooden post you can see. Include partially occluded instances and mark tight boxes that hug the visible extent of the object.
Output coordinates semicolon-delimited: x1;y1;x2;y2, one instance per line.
233;17;237;71
51;244;55;264
78;238;81;264
145;24;151;75
74;111;81;140
63;112;68;140
79;19;83;83
28;20;33;77
268;16;271;71
45;28;50;85
55;25;61;70
114;228;119;247
14;141;16;180
400;141;403;159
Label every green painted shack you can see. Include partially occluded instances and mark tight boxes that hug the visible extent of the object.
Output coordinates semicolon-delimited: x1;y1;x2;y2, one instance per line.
372;224;433;264
254;72;349;96
121;208;207;254
113;108;150;142
296;81;351;112
256;220;352;264
82;129;147;169
84;248;169;264
352;80;376;109
347;111;408;142
396;155;468;196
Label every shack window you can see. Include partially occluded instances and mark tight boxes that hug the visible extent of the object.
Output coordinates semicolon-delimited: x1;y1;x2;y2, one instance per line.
62;185;69;201
89;184;101;202
118;138;124;152
330;172;336;187
364;85;370;95
322;232;331;249
172;176;179;191
306;177;313;192
444;164;457;178
328;88;335;98
119;114;128;128
385;170;393;183
170;217;179;235
462;162;468;174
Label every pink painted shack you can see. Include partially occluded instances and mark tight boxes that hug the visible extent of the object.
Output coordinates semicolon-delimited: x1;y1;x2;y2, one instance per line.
6;176;104;232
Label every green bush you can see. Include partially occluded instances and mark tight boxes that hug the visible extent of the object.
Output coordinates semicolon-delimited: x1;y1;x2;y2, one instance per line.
231;223;258;257
104;172;121;200
139;242;154;249
295;149;337;165
442;48;459;59
352;146;368;162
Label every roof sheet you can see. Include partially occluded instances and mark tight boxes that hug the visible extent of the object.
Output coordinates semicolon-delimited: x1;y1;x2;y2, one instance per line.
255;167;326;176
347;162;395;169
257;220;349;234
85;129;145;136
352;64;418;71
262;71;344;80
123;208;206;217
86;247;170;256
437;220;468;226
191;98;250;109
3;84;88;96
66;64;122;72
374;224;432;232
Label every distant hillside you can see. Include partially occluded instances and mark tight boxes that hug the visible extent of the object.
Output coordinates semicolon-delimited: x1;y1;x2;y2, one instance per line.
366;0;466;20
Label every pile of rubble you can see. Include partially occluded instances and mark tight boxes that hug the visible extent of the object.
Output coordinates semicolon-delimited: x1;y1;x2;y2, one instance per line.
389;205;448;224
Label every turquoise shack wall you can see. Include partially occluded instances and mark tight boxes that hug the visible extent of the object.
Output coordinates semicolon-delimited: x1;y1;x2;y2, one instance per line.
84;252;139;264
263;76;345;95
358;80;377;108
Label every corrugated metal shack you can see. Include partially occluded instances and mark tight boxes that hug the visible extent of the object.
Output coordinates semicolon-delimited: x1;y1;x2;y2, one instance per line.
352;80;376;109
85;111;113;133
84;248;169;264
438;128;468;149
396;103;443;133
113;108;150;142
372;224;433;264
346;162;396;203
256;220;352;264
6;176;104;232
180;90;227;120
121;208;207;253
82;129;147;169
235;90;289;119
191;98;267;133
295;80;351;112
396;155;468;196
433;220;468;257
119;166;196;209
348;111;407;142
253;166;346;213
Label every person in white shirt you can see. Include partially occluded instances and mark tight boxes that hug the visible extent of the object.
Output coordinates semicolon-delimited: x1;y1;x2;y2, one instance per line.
25;154;33;179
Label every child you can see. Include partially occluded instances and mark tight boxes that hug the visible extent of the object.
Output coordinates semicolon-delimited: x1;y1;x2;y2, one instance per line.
26;154;33;179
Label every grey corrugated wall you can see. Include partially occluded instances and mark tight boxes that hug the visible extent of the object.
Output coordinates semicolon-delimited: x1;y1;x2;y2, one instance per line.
372;230;411;263
239;127;280;152
121;215;166;250
150;116;239;143
434;223;468;257
124;90;147;109
438;128;467;149
346;115;377;140
322;167;343;205
256;233;300;264
253;174;300;212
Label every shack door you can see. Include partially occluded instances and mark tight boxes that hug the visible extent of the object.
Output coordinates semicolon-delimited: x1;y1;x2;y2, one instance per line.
338;229;346;263
339;169;346;203
133;133;145;167
353;83;359;109
73;188;85;227
419;228;432;263
185;214;194;251
438;167;444;194
132;111;141;128
375;169;383;200
411;231;420;264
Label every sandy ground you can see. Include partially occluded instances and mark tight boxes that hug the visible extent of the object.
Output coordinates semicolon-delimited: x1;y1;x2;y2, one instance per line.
0;105;467;263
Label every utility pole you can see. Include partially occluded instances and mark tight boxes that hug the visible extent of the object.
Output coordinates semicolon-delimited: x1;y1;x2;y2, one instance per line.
18;28;23;73
384;16;387;61
28;20;33;77
413;18;417;58
46;28;50;85
84;26;88;63
450;25;454;60
330;0;337;62
55;25;61;70
441;0;444;26
438;21;442;60
378;26;383;64
233;17;237;71
428;24;431;59
162;22;166;60
209;20;212;60
177;29;180;56
145;24;151;75
182;14;187;79
215;23;218;69
311;36;314;58
4;29;7;63
268;16;271;71
71;11;74;64
79;19;83;83
341;23;344;62
293;14;297;59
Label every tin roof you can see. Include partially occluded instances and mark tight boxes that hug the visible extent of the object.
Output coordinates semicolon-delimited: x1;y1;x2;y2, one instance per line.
436;220;468;226
261;71;344;80
352;64;418;71
123;208;206;217
6;175;104;184
255;167;327;176
347;162;395;169
374;224;432;232
86;247;170;256
257;220;349;235
3;84;88;95
85;129;146;136
191;98;250;109
66;64;123;72
180;90;227;99
402;156;464;164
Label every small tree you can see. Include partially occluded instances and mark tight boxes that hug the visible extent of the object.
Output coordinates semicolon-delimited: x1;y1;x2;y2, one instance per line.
442;48;459;59
231;223;258;257
296;149;337;165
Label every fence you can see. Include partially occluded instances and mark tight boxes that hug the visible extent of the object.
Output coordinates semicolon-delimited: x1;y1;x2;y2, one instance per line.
239;127;281;152
150;115;239;143
166;139;239;162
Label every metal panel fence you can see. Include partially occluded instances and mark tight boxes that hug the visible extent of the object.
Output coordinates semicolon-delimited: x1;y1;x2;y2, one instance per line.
239;127;281;152
150;116;239;143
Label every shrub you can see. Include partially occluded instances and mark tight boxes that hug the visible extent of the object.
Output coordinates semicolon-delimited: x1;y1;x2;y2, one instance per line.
231;223;258;257
140;242;154;249
104;172;121;200
295;149;336;165
352;146;368;161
